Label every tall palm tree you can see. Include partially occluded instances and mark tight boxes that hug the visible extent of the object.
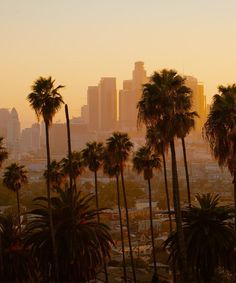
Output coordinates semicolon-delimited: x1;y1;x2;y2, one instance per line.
82;141;104;221
103;148;127;282
133;145;161;280
82;141;109;282
106;132;137;283
0;137;8;167
203;84;236;230
173;87;198;206
164;193;236;283
146;126;173;232
61;151;84;190
3;163;27;234
27;76;64;279
137;69;192;282
24;188;113;282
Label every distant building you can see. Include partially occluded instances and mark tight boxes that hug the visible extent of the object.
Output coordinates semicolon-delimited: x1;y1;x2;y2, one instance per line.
185;76;207;134
0;108;10;139
7;108;21;159
98;77;117;132
81;105;89;124
87;86;99;131
21;123;40;154
119;61;148;132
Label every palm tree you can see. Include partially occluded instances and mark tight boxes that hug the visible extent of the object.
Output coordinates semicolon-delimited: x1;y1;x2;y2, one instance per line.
82;141;104;221
103;148;127;282
27;76;64;279
173;87;198;206
0;137;8;167
137;69;192;282
24;188;113;282
82;141;109;282
133;145;161;280
106;132;136;283
61;151;84;190
44;160;65;190
203;84;236;230
3;163;27;234
0;214;37;282
146;126;173;232
164;193;236;283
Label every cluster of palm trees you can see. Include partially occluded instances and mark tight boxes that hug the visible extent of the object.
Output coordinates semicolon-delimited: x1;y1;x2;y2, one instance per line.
0;71;236;283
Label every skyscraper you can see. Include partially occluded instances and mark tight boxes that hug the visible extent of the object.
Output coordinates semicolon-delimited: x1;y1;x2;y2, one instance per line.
185;76;207;133
98;77;117;132
119;61;148;132
7;108;21;159
87;86;99;131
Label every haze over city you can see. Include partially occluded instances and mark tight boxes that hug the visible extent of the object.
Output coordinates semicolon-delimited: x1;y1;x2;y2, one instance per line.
1;0;236;128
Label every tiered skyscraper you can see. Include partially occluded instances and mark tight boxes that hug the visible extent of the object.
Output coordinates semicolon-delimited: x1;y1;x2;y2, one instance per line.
119;61;148;132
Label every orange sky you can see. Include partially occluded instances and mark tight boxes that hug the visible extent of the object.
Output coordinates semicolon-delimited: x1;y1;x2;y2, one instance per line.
1;0;236;128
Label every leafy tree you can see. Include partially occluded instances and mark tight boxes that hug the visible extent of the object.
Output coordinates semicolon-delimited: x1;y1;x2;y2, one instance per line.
27;76;64;278
203;84;236;229
24;188;113;282
164;193;236;283
3;163;27;234
106;132;137;283
133;145;161;279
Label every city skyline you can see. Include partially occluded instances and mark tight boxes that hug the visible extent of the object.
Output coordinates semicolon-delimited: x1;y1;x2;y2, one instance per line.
1;0;236;128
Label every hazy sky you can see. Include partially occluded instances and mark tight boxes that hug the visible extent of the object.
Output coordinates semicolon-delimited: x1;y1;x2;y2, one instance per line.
1;0;236;128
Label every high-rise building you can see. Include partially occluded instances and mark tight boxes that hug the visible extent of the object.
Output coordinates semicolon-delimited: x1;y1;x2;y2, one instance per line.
185;76;207;133
98;77;117;132
0;108;10;139
7;108;21;159
81;105;89;124
119;61;148;132
87;86;99;131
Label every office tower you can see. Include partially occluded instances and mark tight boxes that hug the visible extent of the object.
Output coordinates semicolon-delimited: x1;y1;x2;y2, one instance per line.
31;123;41;152
7;108;21;159
87;86;99;131
119;61;148;132
98;77;117;132
0;108;10;139
185;76;207;133
81;105;89;124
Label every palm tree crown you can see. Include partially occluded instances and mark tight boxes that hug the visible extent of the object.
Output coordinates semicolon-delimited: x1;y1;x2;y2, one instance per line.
133;145;161;180
3;163;27;192
106;132;133;167
82;141;104;172
164;193;236;282
27;76;64;124
44;160;65;190
24;188;113;282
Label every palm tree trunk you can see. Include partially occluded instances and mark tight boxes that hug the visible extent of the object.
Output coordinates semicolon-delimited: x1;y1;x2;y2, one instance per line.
115;174;127;282
181;138;191;207
16;189;21;235
45;121;59;281
161;147;173;232
65;104;73;190
169;139;188;283
234;172;236;231
94;170;109;283
147;178;158;279
120;166;137;283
